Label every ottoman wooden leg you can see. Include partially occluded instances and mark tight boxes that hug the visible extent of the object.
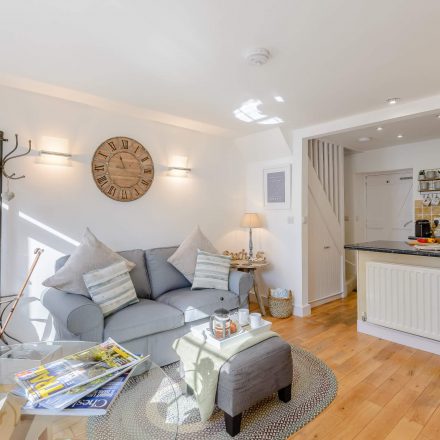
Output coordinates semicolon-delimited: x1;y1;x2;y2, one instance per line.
278;384;292;403
224;412;242;437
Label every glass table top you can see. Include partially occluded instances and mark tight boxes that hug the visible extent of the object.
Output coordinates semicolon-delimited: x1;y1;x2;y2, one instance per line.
0;341;179;439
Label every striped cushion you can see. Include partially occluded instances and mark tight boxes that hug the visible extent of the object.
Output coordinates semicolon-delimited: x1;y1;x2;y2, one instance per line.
83;261;139;317
191;250;231;290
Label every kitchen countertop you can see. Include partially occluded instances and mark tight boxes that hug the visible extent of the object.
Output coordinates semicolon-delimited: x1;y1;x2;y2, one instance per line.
344;240;440;258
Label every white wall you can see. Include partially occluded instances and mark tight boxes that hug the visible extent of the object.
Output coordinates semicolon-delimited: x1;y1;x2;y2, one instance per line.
344;138;440;246
234;128;306;314
0;85;246;342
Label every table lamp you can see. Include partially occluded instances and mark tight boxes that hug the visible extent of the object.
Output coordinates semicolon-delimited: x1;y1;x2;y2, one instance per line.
240;213;262;261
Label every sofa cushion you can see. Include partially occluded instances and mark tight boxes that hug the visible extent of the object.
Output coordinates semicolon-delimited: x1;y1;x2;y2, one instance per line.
118;250;151;299
156;288;239;323
145;247;191;299
192;250;231;291
168;226;217;283
56;248;151;299
43;228;135;297
104;299;184;342
83;261;139;317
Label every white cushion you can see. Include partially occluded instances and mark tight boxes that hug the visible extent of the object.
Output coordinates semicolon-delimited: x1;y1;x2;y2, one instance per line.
43;228;135;296
168;226;217;282
83;261;139;317
191;250;231;291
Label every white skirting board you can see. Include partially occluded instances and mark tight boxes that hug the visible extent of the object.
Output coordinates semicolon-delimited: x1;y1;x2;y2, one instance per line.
357;320;440;356
310;292;344;308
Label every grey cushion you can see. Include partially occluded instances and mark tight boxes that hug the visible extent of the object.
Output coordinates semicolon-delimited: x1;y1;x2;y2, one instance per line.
118;250;151;299
43;228;135;297
167;226;217;282
156;288;239;323
56;249;151;299
217;337;293;416
145;247;191;299
104;299;184;342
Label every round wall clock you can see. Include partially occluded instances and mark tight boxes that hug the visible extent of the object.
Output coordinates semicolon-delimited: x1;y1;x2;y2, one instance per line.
91;136;154;202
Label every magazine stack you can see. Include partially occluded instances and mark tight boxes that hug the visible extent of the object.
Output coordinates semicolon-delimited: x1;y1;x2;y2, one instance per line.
13;338;148;416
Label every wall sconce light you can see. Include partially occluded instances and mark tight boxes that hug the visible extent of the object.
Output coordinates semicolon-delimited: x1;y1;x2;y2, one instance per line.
39;150;72;158
168;155;191;177
38;136;71;165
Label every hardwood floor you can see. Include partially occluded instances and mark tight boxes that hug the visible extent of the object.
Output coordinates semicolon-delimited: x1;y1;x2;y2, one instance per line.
263;293;440;440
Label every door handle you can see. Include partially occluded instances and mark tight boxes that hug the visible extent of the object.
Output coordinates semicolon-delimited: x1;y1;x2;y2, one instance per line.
324;246;331;249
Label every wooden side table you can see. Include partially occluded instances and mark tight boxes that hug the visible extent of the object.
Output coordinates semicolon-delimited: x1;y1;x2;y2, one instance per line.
231;261;268;315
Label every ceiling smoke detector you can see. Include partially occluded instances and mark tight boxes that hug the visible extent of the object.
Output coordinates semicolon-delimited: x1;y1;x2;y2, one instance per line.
245;48;271;66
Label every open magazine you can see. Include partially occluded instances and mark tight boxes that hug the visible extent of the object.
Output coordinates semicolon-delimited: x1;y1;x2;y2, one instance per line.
21;355;150;416
15;338;140;404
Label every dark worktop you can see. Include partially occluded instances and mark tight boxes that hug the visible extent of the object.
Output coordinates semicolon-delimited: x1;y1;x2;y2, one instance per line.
344;240;440;258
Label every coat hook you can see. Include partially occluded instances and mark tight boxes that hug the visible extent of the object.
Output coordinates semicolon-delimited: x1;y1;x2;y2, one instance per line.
1;134;32;180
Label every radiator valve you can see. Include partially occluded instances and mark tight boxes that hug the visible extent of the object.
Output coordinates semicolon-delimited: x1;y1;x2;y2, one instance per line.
361;312;367;322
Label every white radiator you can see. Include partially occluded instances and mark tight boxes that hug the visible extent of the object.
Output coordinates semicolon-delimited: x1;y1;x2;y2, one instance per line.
366;262;440;341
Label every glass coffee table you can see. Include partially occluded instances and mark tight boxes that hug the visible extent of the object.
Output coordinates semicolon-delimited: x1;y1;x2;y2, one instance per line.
0;341;179;439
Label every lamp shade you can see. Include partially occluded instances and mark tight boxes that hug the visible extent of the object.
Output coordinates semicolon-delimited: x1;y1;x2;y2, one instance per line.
240;212;262;228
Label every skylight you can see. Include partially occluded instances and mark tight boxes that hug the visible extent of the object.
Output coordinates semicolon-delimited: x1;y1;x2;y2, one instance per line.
233;99;284;125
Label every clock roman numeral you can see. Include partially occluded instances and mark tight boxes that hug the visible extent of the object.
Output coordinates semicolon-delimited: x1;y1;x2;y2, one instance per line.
94;165;105;171
97;175;108;186
134;187;140;196
107;185;117;196
121;139;129;149
98;152;108;159
141;179;151;187
107;141;116;151
143;167;152;174
121;189;128;200
134;145;140;154
141;156;150;162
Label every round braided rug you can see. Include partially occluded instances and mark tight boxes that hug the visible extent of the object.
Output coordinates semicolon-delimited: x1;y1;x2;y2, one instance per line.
88;344;337;439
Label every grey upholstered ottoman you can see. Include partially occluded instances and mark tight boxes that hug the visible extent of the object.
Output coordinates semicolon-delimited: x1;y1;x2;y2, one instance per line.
216;336;293;436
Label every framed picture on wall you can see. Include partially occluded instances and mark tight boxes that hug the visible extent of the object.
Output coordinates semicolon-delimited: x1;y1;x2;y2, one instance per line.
263;164;291;209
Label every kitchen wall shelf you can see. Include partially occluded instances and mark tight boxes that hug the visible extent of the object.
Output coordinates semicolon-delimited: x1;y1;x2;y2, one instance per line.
418;178;440;182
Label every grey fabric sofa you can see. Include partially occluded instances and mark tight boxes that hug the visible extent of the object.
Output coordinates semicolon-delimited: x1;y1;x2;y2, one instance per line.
41;246;252;366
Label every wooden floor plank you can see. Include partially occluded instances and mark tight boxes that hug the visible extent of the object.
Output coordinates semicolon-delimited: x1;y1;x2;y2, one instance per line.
418;406;440;440
384;417;424;440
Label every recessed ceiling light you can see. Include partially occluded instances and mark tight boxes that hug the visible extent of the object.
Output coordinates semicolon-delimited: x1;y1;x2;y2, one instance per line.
397;134;403;138
245;48;271;66
274;96;285;103
358;137;372;142
376;126;383;131
386;97;400;105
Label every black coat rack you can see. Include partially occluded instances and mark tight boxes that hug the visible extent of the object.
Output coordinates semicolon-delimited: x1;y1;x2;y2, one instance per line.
0;130;32;343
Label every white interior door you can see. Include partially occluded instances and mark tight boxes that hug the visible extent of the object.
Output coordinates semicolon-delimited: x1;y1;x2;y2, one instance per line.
365;171;413;241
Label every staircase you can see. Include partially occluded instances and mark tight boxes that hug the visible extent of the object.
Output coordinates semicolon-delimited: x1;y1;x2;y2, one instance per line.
308;139;346;305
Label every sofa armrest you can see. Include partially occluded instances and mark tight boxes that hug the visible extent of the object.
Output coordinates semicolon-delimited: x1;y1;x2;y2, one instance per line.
228;271;253;308
41;288;104;342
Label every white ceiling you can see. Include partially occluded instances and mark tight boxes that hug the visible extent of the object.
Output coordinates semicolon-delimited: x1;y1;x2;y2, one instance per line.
2;0;440;136
325;112;440;152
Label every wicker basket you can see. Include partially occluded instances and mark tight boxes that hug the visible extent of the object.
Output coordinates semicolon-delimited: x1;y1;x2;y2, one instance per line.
268;289;293;318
